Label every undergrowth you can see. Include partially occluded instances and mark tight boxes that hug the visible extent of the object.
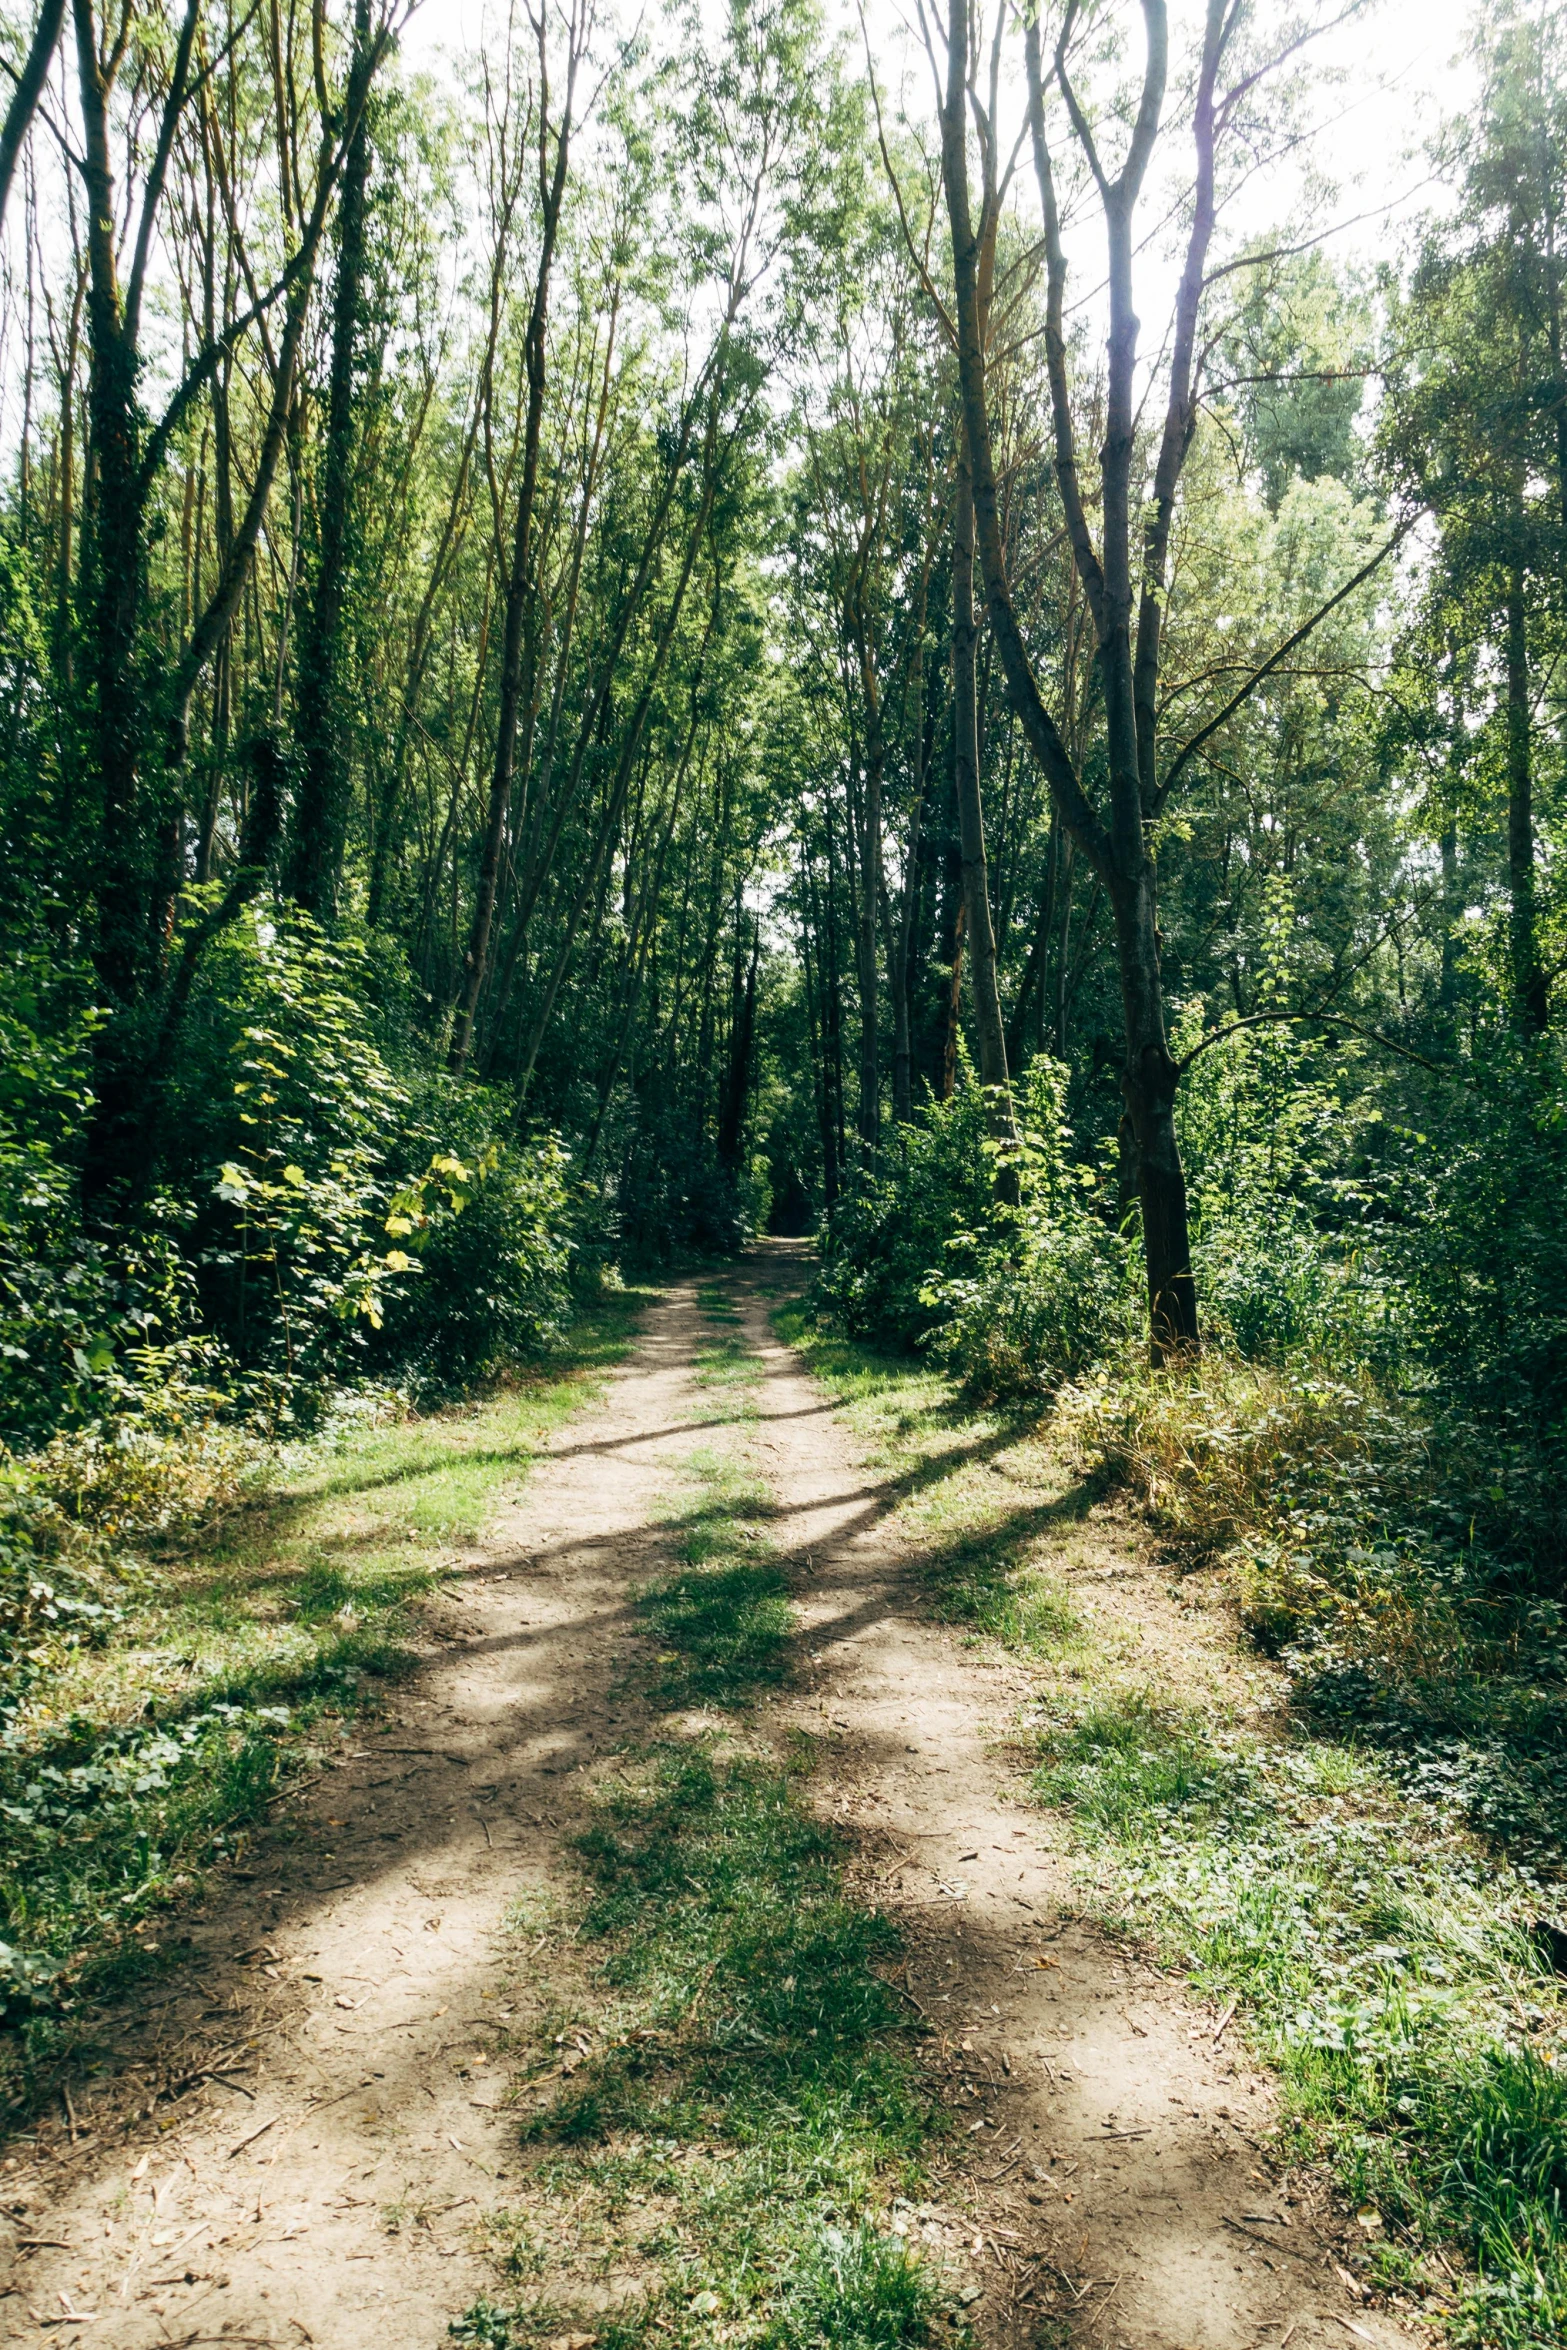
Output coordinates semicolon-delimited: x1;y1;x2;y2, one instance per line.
0;1286;647;2109
1031;1687;1567;2348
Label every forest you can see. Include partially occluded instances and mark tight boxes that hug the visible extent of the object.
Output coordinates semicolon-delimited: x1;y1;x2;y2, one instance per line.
0;0;1564;2341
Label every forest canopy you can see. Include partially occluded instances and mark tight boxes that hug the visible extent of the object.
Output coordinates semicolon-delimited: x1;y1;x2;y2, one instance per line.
0;0;1563;1641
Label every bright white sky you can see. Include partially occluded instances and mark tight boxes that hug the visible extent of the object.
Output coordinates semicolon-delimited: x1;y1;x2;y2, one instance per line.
400;0;1482;275
0;0;1484;455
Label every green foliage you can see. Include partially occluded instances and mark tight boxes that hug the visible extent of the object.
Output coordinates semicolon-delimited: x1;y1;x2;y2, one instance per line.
0;1697;289;2025
0;953;123;1447
374;1095;580;1392
920;1061;1131;1393
1174;879;1394;1368
818;1061;1126;1392
0;908;585;1430
1219;250;1372;510
169;908;433;1399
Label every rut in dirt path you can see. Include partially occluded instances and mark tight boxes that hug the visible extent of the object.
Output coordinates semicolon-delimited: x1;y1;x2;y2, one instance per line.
2;1260;1418;2350
731;1246;1420;2350
0;1285;716;2349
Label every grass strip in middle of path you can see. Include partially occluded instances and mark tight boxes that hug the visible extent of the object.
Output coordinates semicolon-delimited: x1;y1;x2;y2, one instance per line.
639;1294;792;1709
458;1286;972;2350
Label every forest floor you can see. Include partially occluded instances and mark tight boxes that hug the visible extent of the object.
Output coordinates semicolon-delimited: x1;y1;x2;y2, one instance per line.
0;1247;1431;2350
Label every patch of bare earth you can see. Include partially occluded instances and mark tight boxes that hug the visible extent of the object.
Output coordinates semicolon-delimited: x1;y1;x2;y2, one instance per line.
0;1260;1423;2350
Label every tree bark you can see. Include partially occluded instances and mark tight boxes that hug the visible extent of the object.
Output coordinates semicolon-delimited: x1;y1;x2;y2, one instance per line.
717;919;760;1171
891;737;925;1123
852;704;884;1158
1505;561;1547;1032
941;897;966;1101
287;0;373;918
449;28;579;1075
935;0;1225;1355
951;456;1010;1104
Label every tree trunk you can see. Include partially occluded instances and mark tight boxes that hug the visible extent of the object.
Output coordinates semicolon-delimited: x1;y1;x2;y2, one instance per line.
941;899;965;1101
717;920;760;1171
853;720;883;1157
937;0;1216;1356
1007;798;1058;1069
1505;562;1547;1032
1112;879;1197;1353
449;37;578;1075
821;790;848;1183
74;0;149;1016
891;748;924;1124
0;0;66;236
952;457;1015;1193
287;0;372;918
800;845;839;1209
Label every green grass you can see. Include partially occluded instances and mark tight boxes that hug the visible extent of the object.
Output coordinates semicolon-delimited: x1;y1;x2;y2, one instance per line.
1032;1688;1567;2343
471;1741;961;2350
771;1302;1087;1663
779;1296;1567;2350
458;1293;968;2350
0;1286;648;2108
639;1304;791;1708
642;1445;792;1708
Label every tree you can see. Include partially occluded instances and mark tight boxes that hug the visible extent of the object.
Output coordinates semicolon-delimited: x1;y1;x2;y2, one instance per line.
934;0;1391;1357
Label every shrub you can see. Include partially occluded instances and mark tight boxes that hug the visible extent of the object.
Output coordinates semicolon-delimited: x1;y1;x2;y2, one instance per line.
818;1058;1127;1392
922;1186;1130;1396
815;1079;998;1348
374;1124;579;1392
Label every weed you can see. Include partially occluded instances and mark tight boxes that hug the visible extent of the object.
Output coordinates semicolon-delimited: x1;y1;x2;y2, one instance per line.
759;2222;962;2349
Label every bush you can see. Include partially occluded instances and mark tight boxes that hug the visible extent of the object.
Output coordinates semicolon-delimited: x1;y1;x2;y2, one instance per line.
817;1058;1127;1393
815;1079;996;1349
374;1120;579;1392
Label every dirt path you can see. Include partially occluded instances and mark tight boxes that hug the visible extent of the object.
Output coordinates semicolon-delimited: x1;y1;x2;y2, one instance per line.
2;1259;1419;2350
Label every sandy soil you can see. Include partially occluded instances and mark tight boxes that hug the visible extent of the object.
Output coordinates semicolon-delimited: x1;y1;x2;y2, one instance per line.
0;1254;1422;2350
